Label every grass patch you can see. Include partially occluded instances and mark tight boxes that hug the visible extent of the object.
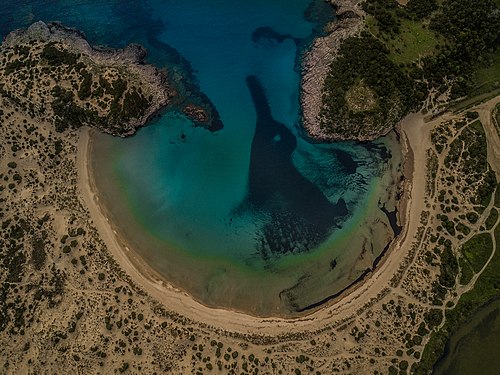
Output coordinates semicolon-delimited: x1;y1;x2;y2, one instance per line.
461;233;493;273
387;19;440;65
459;257;474;285
449;52;500;111
485;208;498;230
496;184;500;207
414;225;500;374
470;53;500;95
365;15;440;66
450;89;500;113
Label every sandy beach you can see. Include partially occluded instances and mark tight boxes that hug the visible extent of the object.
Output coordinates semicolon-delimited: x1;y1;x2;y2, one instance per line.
77;110;429;335
2;11;498;372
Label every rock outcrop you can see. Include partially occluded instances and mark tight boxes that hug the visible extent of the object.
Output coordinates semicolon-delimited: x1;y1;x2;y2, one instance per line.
301;0;365;141
1;21;221;136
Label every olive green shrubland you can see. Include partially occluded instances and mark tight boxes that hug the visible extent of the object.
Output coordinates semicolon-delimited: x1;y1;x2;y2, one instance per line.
320;0;499;139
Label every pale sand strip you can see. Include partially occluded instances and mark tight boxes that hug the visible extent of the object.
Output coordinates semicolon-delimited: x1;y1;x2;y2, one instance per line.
477;98;500;176
77;112;430;335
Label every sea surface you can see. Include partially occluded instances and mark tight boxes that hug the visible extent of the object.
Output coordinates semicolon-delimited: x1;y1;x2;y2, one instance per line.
1;0;402;315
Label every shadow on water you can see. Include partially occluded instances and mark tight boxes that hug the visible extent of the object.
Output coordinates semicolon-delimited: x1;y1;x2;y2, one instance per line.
251;26;303;47
236;76;347;260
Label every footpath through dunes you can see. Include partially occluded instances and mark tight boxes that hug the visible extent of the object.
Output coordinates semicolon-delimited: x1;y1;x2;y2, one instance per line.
77;109;425;333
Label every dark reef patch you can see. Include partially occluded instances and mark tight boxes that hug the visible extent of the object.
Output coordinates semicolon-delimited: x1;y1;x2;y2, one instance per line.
111;0;223;131
364;141;392;161
237;75;347;260
303;0;337;34
379;203;402;236
333;149;358;174
251;26;302;47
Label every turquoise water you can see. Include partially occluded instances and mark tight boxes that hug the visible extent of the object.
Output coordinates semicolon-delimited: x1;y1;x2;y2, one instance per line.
1;0;400;314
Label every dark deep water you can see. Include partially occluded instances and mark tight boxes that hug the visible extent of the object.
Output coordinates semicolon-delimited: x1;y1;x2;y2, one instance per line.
241;76;348;258
433;298;500;375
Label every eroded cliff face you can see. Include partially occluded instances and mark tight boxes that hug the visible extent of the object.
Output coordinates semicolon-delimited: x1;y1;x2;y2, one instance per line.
301;0;406;142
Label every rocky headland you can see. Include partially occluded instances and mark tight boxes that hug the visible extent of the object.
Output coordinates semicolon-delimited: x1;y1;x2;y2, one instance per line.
301;0;499;142
301;0;366;141
0;21;220;137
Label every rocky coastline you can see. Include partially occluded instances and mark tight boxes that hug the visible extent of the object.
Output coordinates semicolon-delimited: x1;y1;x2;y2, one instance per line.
300;0;365;141
1;21;220;137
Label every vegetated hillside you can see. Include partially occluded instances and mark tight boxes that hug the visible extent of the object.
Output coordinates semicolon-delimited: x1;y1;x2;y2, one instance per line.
319;0;499;140
0;22;175;137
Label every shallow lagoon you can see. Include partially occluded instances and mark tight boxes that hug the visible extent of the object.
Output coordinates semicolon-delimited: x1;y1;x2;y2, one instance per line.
1;0;402;315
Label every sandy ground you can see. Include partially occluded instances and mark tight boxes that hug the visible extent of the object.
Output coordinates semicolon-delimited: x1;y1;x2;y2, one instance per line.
477;98;500;177
3;91;496;373
77;110;432;335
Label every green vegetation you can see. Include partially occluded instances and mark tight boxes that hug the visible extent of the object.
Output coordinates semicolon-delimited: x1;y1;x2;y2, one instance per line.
41;43;80;66
322;0;499;138
438;243;458;289
406;0;438;20
423;0;499;98
77;70;93;100
362;0;441;64
362;0;405;35
387;19;440;66
458;257;474;285
414;225;500;374
51;86;89;131
321;32;419;138
122;88;150;120
31;234;47;270
466;53;500;99
49;68;151;134
1;40;155;136
423;308;443;330
416;110;499;373
494;104;500;136
444;120;496;210
485;208;498;230
461;233;493;273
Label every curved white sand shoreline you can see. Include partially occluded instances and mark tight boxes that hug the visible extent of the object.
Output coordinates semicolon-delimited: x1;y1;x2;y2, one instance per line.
77;113;428;335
